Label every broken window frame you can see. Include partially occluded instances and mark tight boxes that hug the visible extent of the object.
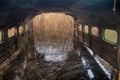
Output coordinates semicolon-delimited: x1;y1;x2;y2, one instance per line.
103;29;118;44
78;24;82;32
0;30;4;43
8;27;16;38
25;24;29;32
84;25;89;34
91;27;99;37
19;25;24;34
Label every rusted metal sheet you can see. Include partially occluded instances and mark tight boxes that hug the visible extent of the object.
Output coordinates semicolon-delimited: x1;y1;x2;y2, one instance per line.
101;40;119;69
83;33;90;47
91;36;102;55
8;37;17;53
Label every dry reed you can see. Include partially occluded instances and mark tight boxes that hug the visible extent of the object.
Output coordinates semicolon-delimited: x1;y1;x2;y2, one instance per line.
33;12;74;52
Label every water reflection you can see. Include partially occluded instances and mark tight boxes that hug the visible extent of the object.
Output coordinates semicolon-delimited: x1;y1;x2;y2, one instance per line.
35;41;68;62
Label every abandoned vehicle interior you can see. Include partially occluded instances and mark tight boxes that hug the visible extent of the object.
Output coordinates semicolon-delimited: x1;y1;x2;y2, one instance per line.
0;0;120;80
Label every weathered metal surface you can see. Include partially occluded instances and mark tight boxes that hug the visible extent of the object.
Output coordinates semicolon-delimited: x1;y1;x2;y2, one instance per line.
0;0;120;27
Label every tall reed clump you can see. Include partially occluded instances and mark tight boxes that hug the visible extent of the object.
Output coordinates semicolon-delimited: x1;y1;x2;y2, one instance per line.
33;12;74;52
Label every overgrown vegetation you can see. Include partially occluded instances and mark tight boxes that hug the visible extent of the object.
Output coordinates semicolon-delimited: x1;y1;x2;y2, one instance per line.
33;12;74;52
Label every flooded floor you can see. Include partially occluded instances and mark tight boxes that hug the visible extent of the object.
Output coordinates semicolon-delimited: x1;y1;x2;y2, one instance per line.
2;41;110;80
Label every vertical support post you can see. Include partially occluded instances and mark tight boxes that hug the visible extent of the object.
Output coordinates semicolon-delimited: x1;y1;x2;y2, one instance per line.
4;27;9;50
4;27;8;42
118;71;120;80
89;25;92;49
15;25;19;50
82;24;84;43
118;47;120;80
73;21;79;50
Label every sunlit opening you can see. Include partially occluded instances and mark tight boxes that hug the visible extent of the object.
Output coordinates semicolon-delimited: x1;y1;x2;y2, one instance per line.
8;27;16;38
92;27;99;36
0;31;2;42
19;25;24;34
84;25;89;34
33;12;74;62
